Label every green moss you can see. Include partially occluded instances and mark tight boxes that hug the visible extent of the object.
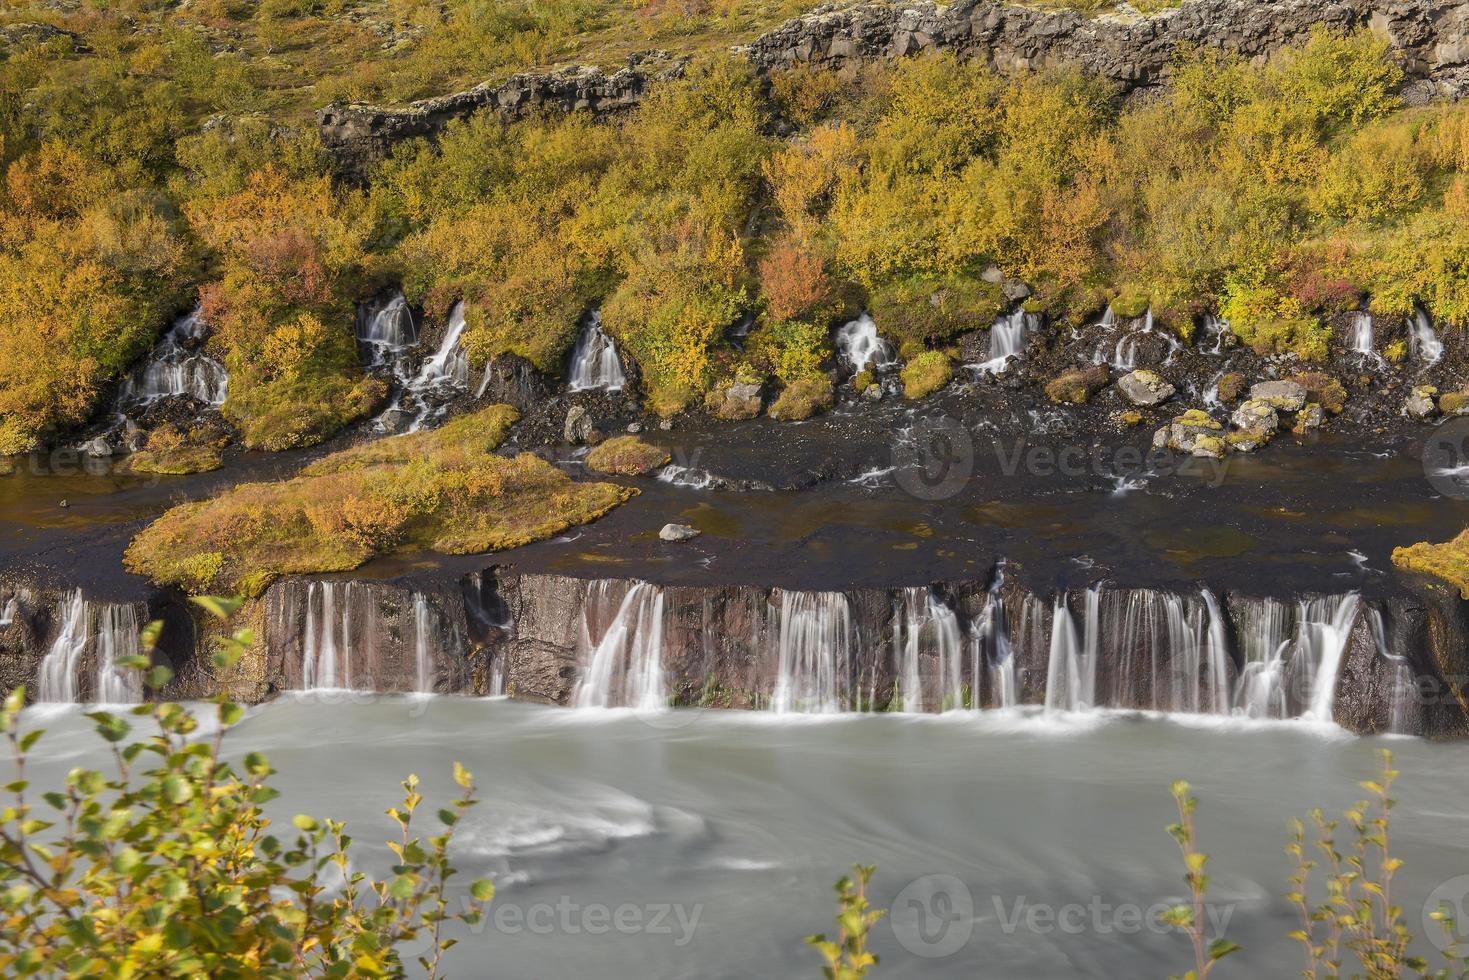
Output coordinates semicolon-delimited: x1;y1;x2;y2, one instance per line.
769;374;835;421
125;405;633;597
900;351;954;400
1216;373;1247;403
852;370;875;393
867;274;1007;353
1177;409;1223;430
1044;366;1109;405
1287;371;1348;414
1383;339;1408;363
227;374;388;452
1439;391;1469;416
585;436;671;475
1393;531;1469;598
1110;286;1151;319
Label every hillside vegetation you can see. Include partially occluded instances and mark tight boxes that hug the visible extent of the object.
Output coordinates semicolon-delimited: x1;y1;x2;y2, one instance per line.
1;0;1466;445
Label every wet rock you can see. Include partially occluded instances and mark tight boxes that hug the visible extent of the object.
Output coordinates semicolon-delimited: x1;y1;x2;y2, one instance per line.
1287;371;1347;414
78;436;112;458
563;404;593;444
1191;435;1227;459
1044;365;1109;405
1215;372;1246;403
659;523;700;543
1153;408;1223;453
626;421;644;434
476;353;548;413
704;381;764;421
1293;403;1325;434
1116;369;1175;407
1225;428;1272;453
862;383;884;402
1249;380;1307;412
1230;398;1279;433
1407;385;1439;420
1002;280;1032;302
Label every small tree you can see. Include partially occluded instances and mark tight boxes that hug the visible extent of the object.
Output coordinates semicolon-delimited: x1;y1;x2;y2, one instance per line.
807;864;884;980
0;599;493;978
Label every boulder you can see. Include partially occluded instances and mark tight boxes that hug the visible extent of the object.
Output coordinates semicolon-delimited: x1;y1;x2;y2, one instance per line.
476;353;548;412
704;381;763;421
1215;372;1246;403
1248;380;1307;412
1044;365;1110;405
1293;402;1325;434
659;523;700;543
1407;385;1439;421
1226;428;1273;453
1153;409;1223;454
1116;369;1175;407
563;405;593;444
1191;435;1227;459
1230;398;1279;433
1287;371;1347;414
1440;390;1469;417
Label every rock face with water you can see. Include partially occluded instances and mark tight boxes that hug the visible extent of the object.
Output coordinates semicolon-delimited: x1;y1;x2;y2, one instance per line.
1117;369;1175;407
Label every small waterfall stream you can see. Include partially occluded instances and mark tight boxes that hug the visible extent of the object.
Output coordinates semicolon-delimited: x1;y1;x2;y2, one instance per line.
372;300;472;432
770;591;854;713
120;308;228;407
300;582;361;691
894;588;965;712
412;593;437;695
35;591;144;704
1043;589;1099;713
567;311;626;392
1349;312;1384;367
970;308;1038;375
834;314;896;373
974;563;1016;708
356;292;419;376
1411;305;1444;366
573;582;666;709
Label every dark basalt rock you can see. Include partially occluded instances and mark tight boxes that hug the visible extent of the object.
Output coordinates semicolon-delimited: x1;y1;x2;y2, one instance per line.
319;0;1469;176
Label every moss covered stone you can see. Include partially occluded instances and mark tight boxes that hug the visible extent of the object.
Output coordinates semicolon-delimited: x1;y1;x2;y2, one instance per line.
769;374;834;421
1044;365;1109;404
900;351;953;400
1394;531;1469;598
585;435;671;475
1287;371;1347;414
125;405;634;597
1215;373;1247;403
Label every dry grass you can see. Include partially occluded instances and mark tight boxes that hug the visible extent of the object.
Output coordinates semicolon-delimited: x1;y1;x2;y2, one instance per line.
1393;531;1469;598
125;405;635;596
585;435;671;475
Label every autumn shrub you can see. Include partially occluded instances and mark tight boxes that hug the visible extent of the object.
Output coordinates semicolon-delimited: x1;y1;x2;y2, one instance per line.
585;435;672;475
900;351;953;400
768;374;834;421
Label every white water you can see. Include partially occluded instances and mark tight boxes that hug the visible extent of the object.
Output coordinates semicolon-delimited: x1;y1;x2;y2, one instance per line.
656;465;715;490
1411;306;1444;366
770;591;854;713
301;582;354;690
412;593;436;695
35;591;143;703
1231;594;1360;721
573;582;666;710
375;301;473;432
1349;312;1384;367
894;588;965;712
120;308;228;406
357;292;419;375
567;311;626;392
0;597;17;627
974;563;1016;708
1203;313;1230;355
1043;590;1099;713
834;314;895;373
970;308;1038;375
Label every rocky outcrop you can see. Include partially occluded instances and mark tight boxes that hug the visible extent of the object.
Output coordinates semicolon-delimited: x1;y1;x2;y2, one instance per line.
317;60;684;176
743;0;1469;103
319;0;1469;175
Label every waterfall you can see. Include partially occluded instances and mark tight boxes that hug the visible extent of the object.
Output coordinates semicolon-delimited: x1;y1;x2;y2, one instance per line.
1199;590;1233;716
373;301;472;432
1300;594;1360;723
1411;306;1444;366
1203;314;1230;356
770;591;854;713
1232;599;1294;719
974;564;1015;708
1349;312;1382;366
1044;590;1098;713
894;588;965;712
0;597;17;627
35;591;144;704
971;308;1038;375
120;308;229;407
834;314;896;373
573;582;666;709
301;582;358;691
1098;589;1230;713
567;311;626;392
357;292;419;375
412;593;437;695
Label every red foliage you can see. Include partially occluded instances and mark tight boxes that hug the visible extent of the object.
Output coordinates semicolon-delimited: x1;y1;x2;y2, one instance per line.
758;240;832;321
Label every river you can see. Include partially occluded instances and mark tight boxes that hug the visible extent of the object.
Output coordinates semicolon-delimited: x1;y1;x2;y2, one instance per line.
19;697;1469;978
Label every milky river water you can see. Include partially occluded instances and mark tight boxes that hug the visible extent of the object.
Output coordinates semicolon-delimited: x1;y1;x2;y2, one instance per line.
20;698;1469;978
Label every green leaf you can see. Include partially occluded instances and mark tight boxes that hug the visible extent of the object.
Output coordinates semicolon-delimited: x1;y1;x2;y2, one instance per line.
470;879;495;902
190;595;243;619
219;703;246;727
112;847;142;873
292;814;319;833
1208;939;1242;961
161;774;193;804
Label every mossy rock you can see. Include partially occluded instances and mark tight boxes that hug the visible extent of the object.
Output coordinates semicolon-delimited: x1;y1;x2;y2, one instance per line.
1394;531;1469;598
900;351;953;401
1110;286;1151;319
1215;372;1247;403
852;370;875;393
1384;339;1408;364
1439;391;1469;416
1044;365;1110;405
585;436;671;476
867;273;1006;351
769;375;834;421
1287;371;1347;414
1176;409;1221;430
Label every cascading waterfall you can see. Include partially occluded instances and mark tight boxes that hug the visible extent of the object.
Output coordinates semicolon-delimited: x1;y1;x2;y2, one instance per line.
1203;313;1230;356
567;311;626;392
120;308;228;407
375;301;472;432
971;308;1038;375
973;564;1016;708
894;588;965;712
1043;590;1099;713
35;591;144;704
1349;312;1383;366
1411;306;1444;366
770;591;854;713
0;596;17;627
301;582;358;691
356;292;419;375
1300;594;1361;723
1233;599;1295;719
412;593;437;695
573;582;666;709
1230;595;1361;721
834;314;896;373
1099;589;1231;713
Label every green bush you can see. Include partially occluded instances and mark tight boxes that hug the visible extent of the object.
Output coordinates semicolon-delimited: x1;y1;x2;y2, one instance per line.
900;351;953;400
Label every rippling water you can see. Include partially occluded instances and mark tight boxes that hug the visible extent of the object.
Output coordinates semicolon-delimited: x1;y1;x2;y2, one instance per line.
20;698;1469;978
